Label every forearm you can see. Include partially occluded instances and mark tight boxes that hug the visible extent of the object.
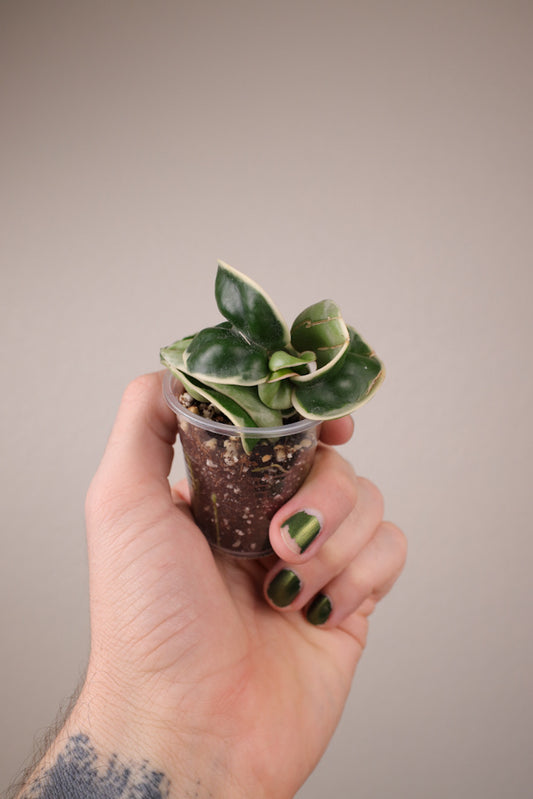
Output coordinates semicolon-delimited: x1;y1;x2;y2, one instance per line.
11;684;253;799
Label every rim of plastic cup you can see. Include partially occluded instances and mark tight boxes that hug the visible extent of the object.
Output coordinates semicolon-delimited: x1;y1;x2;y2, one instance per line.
163;370;320;438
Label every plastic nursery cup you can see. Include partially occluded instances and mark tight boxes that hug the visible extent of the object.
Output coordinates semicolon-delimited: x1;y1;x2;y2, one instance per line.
163;371;320;558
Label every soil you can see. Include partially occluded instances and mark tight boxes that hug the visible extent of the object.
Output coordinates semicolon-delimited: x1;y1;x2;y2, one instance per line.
177;393;318;557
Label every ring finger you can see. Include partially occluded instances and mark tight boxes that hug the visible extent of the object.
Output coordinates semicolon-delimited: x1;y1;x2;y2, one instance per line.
305;521;407;628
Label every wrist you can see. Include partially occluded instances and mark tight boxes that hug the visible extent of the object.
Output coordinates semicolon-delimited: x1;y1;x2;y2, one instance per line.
35;680;261;799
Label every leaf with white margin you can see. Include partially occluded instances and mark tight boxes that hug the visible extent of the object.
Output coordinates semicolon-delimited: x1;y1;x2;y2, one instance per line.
216;260;290;350
268;349;315;372
292;327;385;419
183;325;270;385
290;299;349;382
160;337;206;399
170;370;263;452
202;381;282;427
160;336;194;370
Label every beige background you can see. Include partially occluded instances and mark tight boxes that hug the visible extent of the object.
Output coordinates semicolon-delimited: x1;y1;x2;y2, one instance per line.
1;1;532;796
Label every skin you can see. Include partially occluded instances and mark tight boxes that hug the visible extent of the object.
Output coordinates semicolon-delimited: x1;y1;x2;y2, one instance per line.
15;372;406;799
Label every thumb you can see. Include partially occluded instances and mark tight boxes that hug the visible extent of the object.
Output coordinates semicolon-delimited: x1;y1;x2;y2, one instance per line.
85;372;216;574
88;372;177;515
84;373;244;680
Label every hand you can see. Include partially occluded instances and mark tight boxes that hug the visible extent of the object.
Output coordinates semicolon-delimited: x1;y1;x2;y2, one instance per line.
38;372;406;799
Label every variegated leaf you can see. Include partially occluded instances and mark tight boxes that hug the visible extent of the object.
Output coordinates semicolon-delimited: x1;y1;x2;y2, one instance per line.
159;336;194;373
268;349;315;372
183;325;269;385
171;370;263;452
216;260;290;350
290;299;349;381
292;327;384;419
203;381;282;427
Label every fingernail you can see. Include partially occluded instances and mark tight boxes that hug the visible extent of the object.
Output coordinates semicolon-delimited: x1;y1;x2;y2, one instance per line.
281;510;322;553
267;569;302;607
306;593;332;626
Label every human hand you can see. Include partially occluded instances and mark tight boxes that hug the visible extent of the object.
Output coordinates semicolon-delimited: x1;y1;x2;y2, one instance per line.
22;372;406;799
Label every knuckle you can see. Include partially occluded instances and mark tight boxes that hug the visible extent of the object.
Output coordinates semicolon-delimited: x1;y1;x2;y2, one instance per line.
357;477;385;519
335;464;358;509
352;571;374;600
382;521;408;564
314;446;358;507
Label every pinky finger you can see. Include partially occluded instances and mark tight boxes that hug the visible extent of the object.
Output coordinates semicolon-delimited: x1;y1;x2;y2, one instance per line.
305;521;407;628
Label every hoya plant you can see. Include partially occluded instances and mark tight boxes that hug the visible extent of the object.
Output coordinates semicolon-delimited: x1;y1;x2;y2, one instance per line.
160;260;384;431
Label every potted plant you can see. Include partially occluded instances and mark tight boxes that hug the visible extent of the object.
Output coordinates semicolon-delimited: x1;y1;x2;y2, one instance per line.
161;260;384;557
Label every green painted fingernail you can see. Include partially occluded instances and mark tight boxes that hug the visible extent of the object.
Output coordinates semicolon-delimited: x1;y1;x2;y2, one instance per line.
281;510;322;553
306;593;332;625
267;569;301;607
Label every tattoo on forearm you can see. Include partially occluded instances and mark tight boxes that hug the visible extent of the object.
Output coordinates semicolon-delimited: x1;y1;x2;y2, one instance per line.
18;734;171;798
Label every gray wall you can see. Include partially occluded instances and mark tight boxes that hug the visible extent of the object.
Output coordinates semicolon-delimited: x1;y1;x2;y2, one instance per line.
1;1;531;797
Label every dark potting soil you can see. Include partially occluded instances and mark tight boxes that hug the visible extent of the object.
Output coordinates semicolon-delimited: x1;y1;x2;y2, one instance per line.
177;393;318;557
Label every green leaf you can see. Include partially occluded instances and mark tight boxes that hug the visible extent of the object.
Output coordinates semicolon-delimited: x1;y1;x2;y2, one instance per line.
258;379;293;410
171;370;263;452
160;337;208;399
267;367;300;382
183;325;270;386
292;327;385;420
290;300;349;380
215;261;290;350
159;336;194;372
268;350;315;371
203;382;282;427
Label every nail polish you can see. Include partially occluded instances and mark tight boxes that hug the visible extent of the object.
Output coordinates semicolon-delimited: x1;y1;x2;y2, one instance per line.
281;510;322;553
306;593;332;625
267;569;301;607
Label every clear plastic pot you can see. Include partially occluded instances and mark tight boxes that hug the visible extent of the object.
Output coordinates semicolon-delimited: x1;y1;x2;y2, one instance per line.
163;371;319;557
